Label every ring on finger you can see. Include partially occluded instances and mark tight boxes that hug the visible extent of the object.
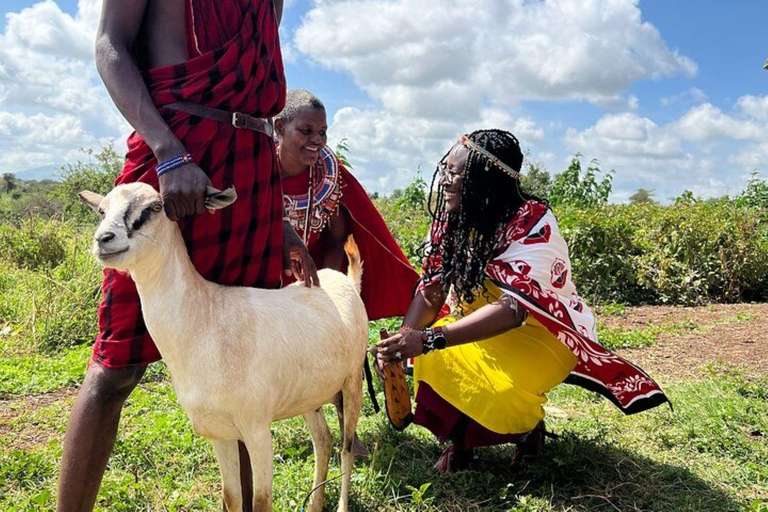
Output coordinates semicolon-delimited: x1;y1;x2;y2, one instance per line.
395;351;402;360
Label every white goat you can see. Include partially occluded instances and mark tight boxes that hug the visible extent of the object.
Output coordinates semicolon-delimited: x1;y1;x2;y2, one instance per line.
80;183;368;512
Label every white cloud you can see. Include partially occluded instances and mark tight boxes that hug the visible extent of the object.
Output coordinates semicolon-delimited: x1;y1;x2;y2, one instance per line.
0;0;131;173
737;95;768;121
329;105;546;192
730;143;768;170
660;87;708;106
295;0;695;193
564;97;768;201
296;0;695;114
565;112;681;158
672;103;766;142
0;111;117;172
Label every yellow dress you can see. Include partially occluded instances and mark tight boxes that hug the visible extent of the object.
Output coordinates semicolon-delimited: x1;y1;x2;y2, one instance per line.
414;281;577;435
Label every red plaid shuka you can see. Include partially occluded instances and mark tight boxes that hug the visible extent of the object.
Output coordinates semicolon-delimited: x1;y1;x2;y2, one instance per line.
420;201;669;415
93;0;286;369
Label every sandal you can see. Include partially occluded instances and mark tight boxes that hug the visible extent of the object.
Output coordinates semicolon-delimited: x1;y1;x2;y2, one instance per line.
433;443;474;473
512;420;547;465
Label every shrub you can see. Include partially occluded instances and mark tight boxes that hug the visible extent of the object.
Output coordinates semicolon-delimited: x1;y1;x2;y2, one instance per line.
557;199;768;305
557;206;651;304
0;219;67;270
0;221;100;352
373;176;431;267
52;144;122;223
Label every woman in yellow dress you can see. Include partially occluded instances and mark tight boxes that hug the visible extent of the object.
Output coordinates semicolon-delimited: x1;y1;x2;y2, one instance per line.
374;129;667;472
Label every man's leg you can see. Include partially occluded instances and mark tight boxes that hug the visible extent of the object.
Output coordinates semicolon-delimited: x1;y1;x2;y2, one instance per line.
57;362;146;512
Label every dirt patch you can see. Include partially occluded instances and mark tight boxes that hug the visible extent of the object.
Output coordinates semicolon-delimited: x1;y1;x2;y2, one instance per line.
601;303;764;331
0;388;74;451
612;303;768;382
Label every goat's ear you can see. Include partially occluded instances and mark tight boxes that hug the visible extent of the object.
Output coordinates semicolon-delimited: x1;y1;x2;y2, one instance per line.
79;190;105;213
204;186;237;211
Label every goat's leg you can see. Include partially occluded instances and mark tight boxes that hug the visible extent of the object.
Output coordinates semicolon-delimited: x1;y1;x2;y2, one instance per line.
302;409;332;512
210;439;243;512
338;376;363;512
242;425;273;512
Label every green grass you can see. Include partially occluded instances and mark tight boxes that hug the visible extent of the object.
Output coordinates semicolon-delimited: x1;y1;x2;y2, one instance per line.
1;344;766;511
597;319;699;350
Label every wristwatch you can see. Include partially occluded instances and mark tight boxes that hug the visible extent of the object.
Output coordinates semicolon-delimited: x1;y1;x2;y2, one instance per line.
422;326;448;354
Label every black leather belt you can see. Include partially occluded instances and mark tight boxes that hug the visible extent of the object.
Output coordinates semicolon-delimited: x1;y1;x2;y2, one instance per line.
165;101;274;138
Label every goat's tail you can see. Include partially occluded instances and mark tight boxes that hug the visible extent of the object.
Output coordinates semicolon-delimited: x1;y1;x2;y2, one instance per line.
343;235;363;293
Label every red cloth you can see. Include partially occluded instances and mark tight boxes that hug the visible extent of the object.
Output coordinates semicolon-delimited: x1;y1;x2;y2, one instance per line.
282;158;419;320
93;0;286;369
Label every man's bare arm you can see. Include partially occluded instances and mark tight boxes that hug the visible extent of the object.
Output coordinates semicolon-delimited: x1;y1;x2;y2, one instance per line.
274;0;284;26
95;0;181;162
95;0;210;221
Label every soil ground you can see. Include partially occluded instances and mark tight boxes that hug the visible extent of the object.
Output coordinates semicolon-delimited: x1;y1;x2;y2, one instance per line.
604;303;768;382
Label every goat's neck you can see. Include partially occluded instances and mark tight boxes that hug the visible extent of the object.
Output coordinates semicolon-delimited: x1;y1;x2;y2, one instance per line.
130;226;211;365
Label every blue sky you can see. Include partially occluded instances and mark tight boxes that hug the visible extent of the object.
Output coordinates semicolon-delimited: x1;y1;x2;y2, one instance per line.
1;0;766;201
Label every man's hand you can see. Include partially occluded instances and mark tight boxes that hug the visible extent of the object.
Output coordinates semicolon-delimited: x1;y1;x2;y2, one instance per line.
159;163;211;221
282;223;320;287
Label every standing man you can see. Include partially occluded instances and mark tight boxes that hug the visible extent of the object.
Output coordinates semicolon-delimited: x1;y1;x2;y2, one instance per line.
57;1;316;510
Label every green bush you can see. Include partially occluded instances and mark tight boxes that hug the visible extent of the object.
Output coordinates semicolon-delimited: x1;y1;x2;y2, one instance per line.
0;219;67;270
0;222;100;352
557;199;768;305
373;176;431;267
52;144;122;223
557;206;651;304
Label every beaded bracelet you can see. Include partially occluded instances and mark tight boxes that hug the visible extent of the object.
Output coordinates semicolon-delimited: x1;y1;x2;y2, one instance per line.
156;152;194;177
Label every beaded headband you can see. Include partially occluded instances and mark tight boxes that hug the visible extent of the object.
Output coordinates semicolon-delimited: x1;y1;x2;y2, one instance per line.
460;135;520;180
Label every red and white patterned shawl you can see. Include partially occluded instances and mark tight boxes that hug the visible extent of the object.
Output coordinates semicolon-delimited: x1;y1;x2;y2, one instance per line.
422;200;669;415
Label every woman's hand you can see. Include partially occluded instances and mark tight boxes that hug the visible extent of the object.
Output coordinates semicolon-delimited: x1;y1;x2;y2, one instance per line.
282;222;320;287
371;328;425;366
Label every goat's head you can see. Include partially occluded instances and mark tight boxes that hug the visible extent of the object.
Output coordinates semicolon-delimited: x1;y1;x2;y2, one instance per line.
79;183;236;272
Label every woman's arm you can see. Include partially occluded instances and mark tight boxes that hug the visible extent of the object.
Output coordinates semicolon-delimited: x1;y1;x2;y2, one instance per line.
440;295;526;347
400;281;447;331
374;294;526;364
322;206;352;272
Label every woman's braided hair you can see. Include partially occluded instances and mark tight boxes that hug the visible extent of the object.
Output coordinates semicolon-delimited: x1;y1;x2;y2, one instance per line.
422;129;544;305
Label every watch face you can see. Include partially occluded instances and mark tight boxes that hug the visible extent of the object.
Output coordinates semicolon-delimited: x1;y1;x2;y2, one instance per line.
435;333;448;349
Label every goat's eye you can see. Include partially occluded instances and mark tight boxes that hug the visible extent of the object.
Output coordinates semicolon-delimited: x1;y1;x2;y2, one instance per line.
151;202;163;212
98;208;105;216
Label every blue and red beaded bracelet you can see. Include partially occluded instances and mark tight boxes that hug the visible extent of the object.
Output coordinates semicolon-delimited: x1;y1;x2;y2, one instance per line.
156;152;194;177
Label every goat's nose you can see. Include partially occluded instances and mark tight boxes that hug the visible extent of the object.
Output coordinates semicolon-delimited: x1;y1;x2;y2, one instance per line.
96;231;116;244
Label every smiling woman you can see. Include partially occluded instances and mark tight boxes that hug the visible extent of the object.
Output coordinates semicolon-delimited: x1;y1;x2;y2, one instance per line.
274;89;419;322
373;129;669;473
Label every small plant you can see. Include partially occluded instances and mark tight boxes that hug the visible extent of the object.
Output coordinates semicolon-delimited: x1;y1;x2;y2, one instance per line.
405;482;434;509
